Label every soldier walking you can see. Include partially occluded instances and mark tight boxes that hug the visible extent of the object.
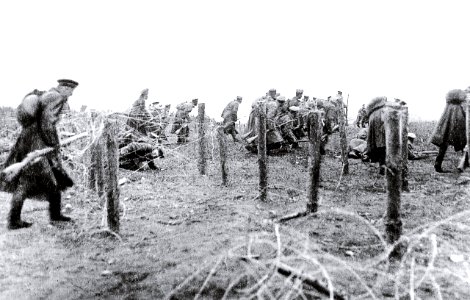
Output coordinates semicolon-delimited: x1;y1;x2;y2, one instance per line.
1;79;79;229
430;89;467;173
356;104;368;128
171;99;198;143
221;96;242;142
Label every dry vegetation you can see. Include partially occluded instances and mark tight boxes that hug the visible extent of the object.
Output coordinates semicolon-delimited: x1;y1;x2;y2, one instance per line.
0;110;469;299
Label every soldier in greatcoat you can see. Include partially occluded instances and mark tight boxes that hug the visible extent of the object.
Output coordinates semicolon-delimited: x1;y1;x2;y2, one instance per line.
1;79;78;229
171;99;198;143
287;89;306;139
356;104;368;128
363;96;388;174
430;89;467;172
221;96;242;142
127;89;159;136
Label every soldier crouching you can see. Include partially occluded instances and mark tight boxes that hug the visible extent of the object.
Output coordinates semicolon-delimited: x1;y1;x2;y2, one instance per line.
0;79;78;229
117;131;164;171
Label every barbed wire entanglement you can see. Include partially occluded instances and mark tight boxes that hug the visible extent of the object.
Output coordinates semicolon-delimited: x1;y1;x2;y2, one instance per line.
166;204;470;299
1;106;469;298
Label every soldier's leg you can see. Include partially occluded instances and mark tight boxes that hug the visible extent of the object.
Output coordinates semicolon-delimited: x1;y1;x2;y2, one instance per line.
434;144;448;173
8;189;31;230
48;191;71;222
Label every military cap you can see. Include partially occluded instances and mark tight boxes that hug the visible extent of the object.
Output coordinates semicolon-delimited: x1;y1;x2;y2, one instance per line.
152;101;160;105
269;88;276;93
407;132;416;139
277;96;286;102
57;79;79;88
296;89;303;94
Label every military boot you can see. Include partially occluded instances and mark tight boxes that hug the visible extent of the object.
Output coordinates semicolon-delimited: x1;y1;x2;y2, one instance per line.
7;193;32;230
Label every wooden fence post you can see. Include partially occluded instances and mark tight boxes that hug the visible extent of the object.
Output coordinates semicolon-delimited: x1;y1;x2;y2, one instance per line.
217;126;228;186
95;140;105;199
197;103;206;175
401;106;409;191
384;103;403;257
306;110;323;213
257;101;267;202
103;118;120;233
337;102;349;175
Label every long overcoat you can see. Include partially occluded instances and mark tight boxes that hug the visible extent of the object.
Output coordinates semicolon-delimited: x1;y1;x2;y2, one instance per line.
430;89;467;151
1;89;72;197
365;97;387;162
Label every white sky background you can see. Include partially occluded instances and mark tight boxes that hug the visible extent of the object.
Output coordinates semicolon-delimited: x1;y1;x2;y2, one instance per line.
1;0;469;122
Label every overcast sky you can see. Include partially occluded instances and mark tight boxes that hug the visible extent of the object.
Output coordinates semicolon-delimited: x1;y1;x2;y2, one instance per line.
1;0;469;122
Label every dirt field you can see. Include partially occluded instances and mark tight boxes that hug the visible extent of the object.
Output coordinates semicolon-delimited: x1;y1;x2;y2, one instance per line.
1;119;470;299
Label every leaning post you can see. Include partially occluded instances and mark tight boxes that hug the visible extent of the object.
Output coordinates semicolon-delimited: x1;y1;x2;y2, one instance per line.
257;101;268;202
103;118;120;233
384;103;403;258
400;105;409;191
337;100;349;175
216;126;228;186
197;103;206;175
306;110;323;213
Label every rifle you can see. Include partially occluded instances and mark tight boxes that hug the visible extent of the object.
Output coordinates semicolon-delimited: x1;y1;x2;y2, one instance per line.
1;132;88;183
417;150;439;156
345;94;349;126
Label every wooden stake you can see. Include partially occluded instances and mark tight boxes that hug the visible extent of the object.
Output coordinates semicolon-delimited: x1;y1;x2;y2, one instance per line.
384;103;403;249
337;101;349;175
216;126;228;186
307;110;322;213
94;140;105;198
103;119;120;233
197;103;206;175
257;102;268;202
400;106;409;191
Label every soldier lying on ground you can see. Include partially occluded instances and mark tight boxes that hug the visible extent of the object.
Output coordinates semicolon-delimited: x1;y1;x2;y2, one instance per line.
117;129;164;171
348;128;368;158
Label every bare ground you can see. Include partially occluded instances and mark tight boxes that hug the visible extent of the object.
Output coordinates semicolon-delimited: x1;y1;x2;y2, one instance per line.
1;129;470;299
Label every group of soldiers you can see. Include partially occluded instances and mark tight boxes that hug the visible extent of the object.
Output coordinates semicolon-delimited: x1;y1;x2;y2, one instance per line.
239;88;347;155
1;78;469;230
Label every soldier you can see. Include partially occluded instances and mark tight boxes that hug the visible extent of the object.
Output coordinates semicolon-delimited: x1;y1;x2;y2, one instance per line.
316;99;338;155
363;96;388;175
274;96;298;148
348;128;368;158
172;98;198;143
243;95;283;154
1;79;78;229
117;130;164;171
430;89;467;173
407;133;425;160
221;96;242;142
148;101;168;141
356;104;367;128
127;89;158;136
287;89;306;139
